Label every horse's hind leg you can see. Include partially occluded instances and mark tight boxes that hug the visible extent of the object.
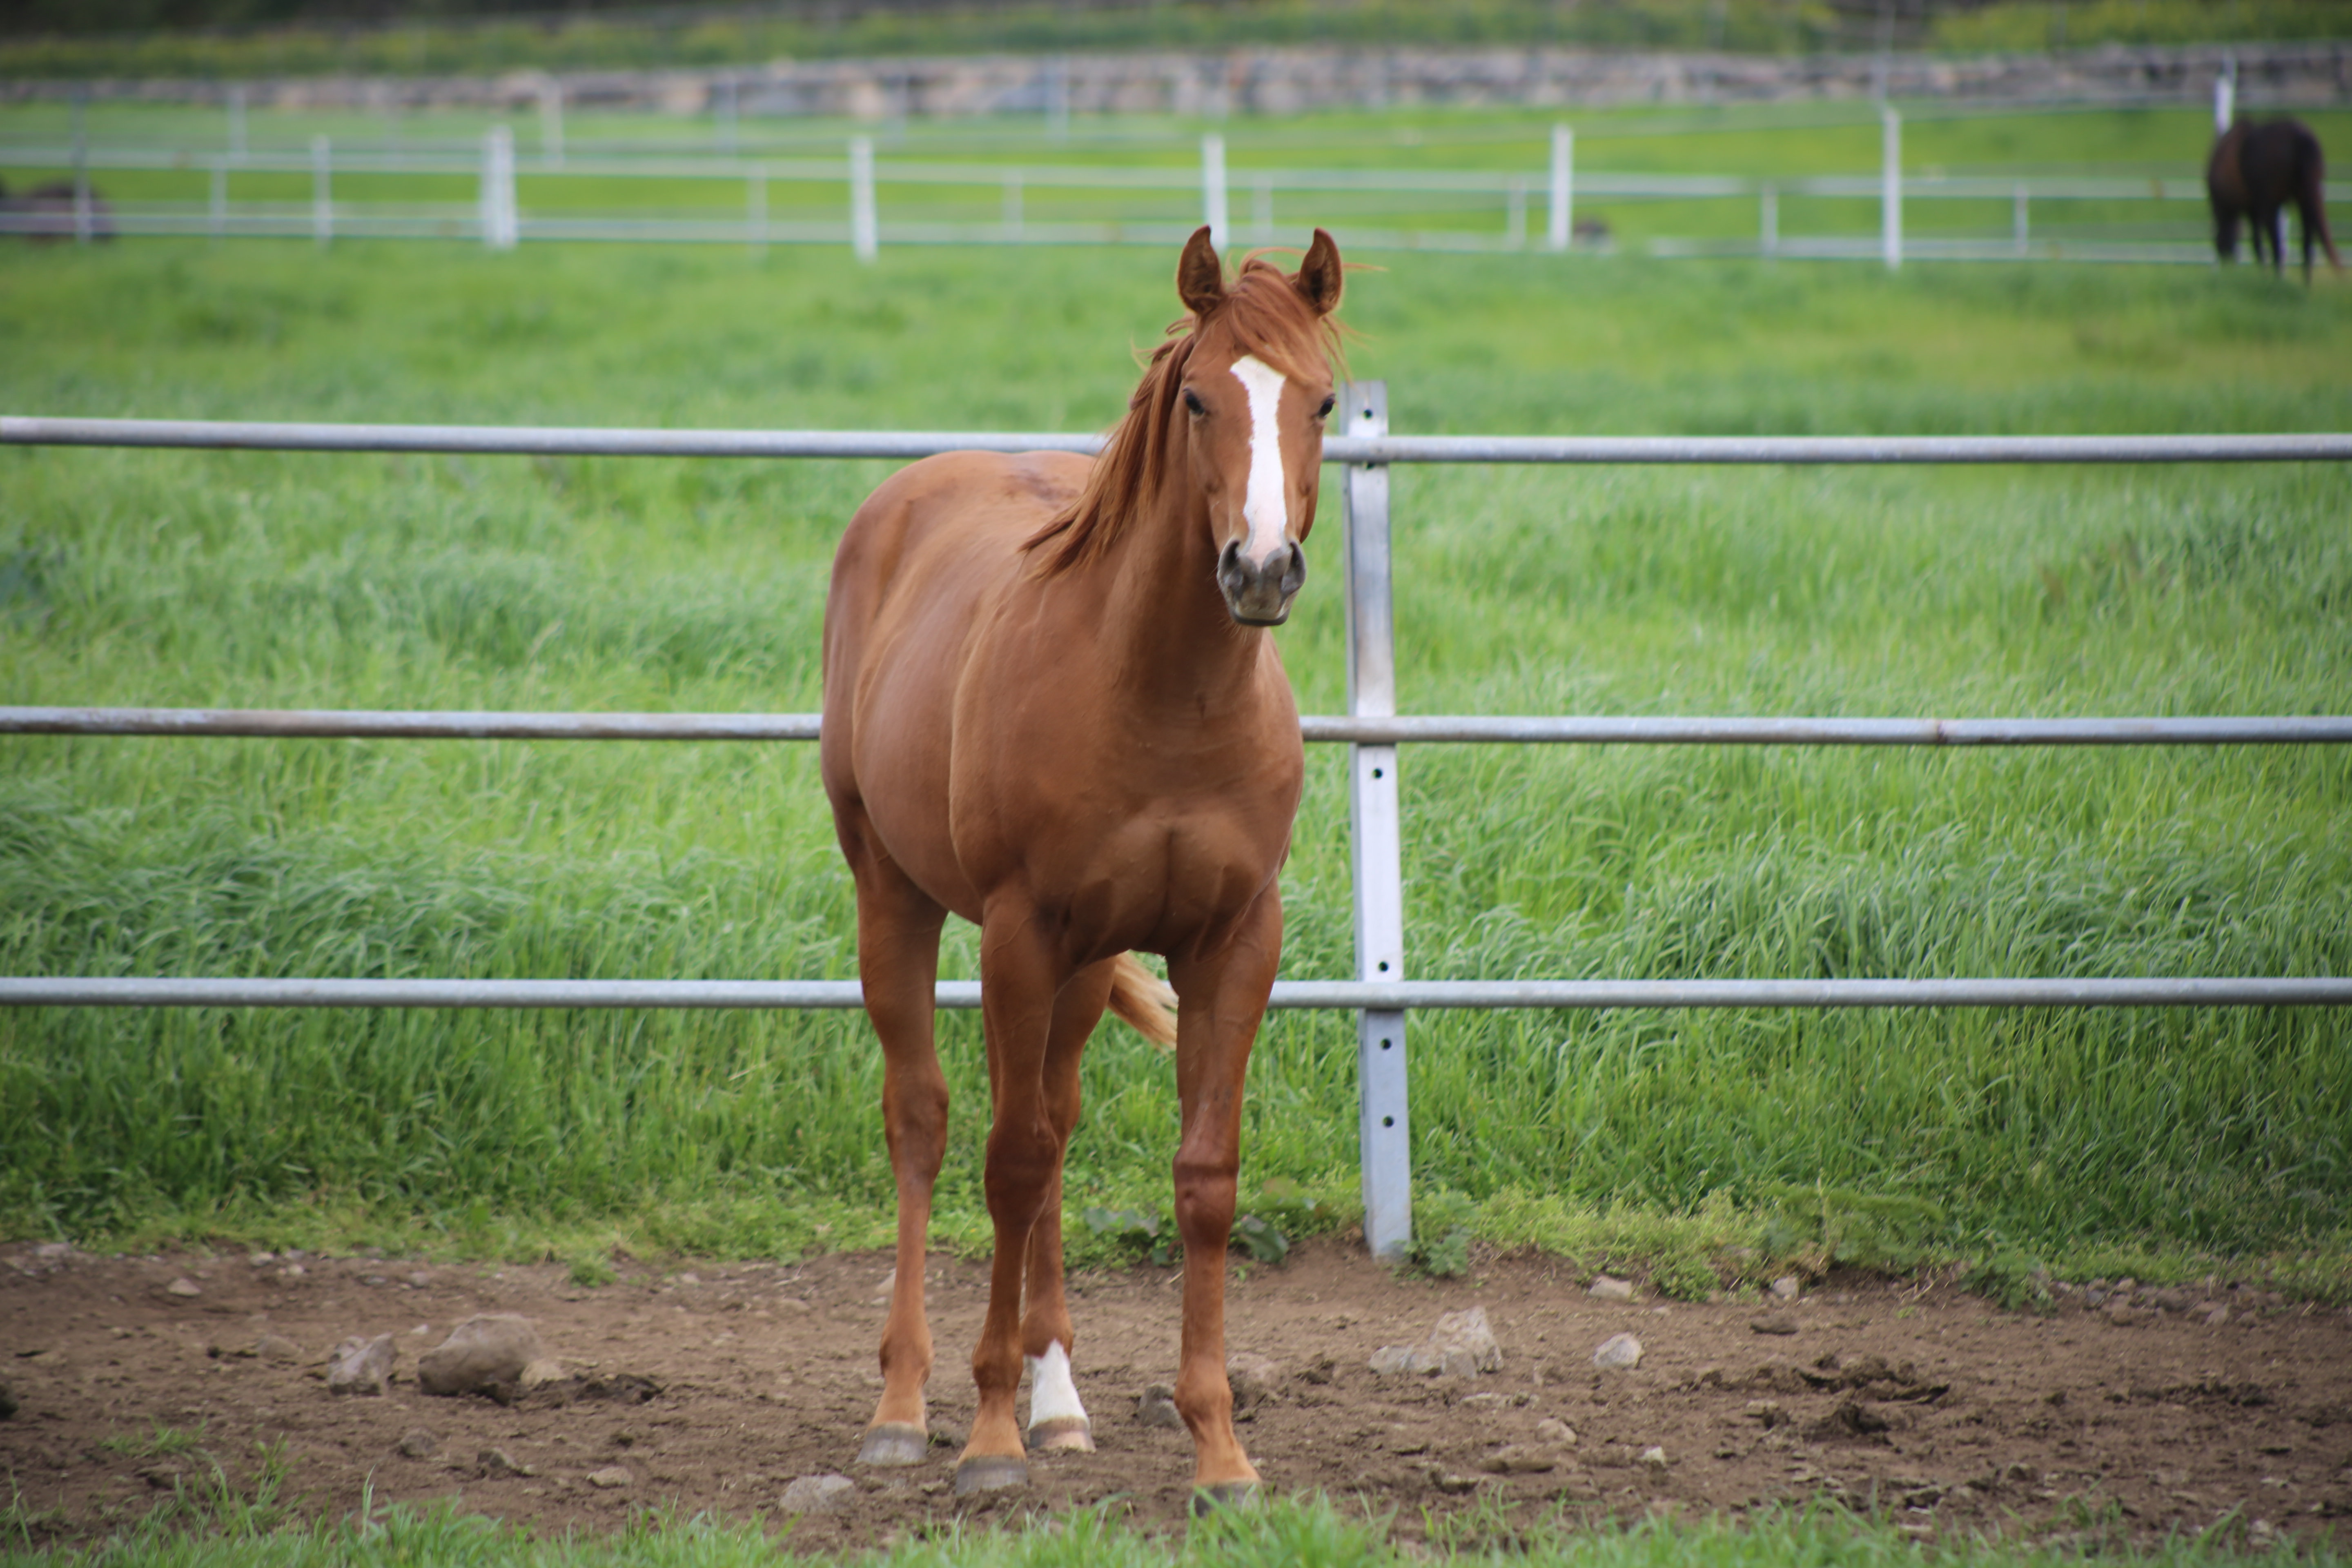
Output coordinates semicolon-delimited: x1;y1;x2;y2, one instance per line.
1021;958;1118;1454
846;848;951;1468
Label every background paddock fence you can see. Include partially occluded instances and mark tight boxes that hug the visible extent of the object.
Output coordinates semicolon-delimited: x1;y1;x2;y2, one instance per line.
9;122;2346;263
6;396;2350;1258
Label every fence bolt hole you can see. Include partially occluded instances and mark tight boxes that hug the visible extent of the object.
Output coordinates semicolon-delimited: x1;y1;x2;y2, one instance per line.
1381;1116;1394;1127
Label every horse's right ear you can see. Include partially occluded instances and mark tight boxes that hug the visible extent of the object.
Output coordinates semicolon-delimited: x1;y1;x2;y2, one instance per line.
1177;225;1225;317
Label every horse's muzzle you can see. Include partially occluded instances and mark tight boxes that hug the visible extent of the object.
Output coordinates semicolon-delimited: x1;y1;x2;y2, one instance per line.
1217;539;1306;626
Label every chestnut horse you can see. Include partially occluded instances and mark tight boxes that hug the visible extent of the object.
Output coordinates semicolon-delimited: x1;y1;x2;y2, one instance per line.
820;225;1344;1503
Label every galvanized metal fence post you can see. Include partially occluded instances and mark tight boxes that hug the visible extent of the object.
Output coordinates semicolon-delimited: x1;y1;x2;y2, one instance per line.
1548;124;1572;252
312;135;333;249
481;126;517;251
1881;106;1902;271
1202;133;1228;250
849;136;880;263
1342;380;1412;1261
227;85;247;162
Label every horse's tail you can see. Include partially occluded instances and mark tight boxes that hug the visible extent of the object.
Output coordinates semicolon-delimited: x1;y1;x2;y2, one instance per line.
1107;953;1178;1051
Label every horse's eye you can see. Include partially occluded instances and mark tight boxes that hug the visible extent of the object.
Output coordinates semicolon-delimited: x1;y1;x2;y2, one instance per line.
1316;394;1336;420
1182;388;1206;416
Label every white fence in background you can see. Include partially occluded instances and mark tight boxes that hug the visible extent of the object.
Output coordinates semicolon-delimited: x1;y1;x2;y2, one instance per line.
5;409;2351;1257
11;116;2339;264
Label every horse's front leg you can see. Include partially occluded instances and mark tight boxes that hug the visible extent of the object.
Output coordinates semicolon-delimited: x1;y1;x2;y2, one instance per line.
954;910;1069;1495
1021;958;1118;1454
1165;890;1282;1506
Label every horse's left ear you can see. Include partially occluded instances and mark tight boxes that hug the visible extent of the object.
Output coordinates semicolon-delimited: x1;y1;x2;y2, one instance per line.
1294;228;1343;317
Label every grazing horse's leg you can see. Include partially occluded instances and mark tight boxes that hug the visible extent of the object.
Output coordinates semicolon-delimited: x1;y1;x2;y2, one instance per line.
1021;958;1117;1454
847;846;951;1469
955;911;1067;1495
1165;891;1283;1506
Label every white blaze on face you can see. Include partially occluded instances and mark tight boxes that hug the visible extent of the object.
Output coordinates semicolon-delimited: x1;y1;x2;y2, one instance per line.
1026;1341;1089;1432
1228;353;1291;570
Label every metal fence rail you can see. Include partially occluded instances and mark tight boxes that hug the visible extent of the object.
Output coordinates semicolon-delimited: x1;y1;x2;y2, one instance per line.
8;978;2350;1011
7;399;2348;1258
8;707;2352;747
9;416;2352;466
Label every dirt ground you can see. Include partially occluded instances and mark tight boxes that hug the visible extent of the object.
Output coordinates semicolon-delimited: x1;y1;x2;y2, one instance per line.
5;1236;2350;1553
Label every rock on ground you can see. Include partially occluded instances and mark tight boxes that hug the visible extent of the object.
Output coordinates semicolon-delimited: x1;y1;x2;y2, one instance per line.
779;1473;855;1512
1371;1305;1502;1377
395;1428;440;1459
1225;1352;1281;1413
327;1334;395;1397
586;1465;633;1490
418;1314;548;1397
1587;1275;1636;1301
1592;1332;1644;1371
1134;1383;1183;1428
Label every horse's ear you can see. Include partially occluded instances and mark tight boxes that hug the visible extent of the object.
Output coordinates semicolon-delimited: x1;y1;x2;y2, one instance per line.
1295;227;1343;316
1177;225;1225;316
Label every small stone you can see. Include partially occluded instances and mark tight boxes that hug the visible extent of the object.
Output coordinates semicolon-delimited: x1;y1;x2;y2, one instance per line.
396;1428;441;1459
1483;1444;1557;1474
1135;1382;1184;1428
418;1314;548;1396
519;1358;568;1389
779;1473;855;1512
479;1447;535;1478
165;1277;202;1298
1428;1468;1480;1495
1592;1332;1643;1371
406;1272;432;1289
1641;1446;1670;1473
1226;1352;1280;1413
1751;1313;1800;1336
246;1334;303;1363
586;1465;633;1490
2104;1301;2151;1328
1769;1276;1800;1302
1425;1307;1502;1376
1746;1399;1786;1427
1369;1345;1419;1376
1586;1275;1636;1302
327;1334;396;1397
1534;1417;1578;1445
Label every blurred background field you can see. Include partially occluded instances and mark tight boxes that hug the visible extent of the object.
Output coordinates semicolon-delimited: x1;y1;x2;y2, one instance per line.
3;225;2348;1289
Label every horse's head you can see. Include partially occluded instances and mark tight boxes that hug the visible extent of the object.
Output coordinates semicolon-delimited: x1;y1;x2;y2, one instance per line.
1173;226;1345;627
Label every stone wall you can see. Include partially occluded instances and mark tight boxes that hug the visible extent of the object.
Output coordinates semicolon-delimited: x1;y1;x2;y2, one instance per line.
8;40;2346;117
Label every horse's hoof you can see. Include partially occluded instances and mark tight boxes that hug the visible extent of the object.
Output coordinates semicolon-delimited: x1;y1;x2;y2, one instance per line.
953;1454;1030;1496
858;1423;930;1468
1027;1415;1095;1453
1190;1481;1262;1516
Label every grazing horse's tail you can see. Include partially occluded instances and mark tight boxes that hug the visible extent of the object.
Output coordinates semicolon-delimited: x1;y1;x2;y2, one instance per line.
2299;137;2343;271
1108;953;1179;1050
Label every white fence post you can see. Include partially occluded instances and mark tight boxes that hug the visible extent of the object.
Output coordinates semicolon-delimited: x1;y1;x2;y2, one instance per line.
209;163;227;240
312;134;333;249
1002;172;1023;239
2214;55;2236;134
1760;182;1779;256
71;93;92;245
540;77;565;167
1548;123;1572;252
2013;183;2029;256
228;85;247;161
481;126;517;251
1202;133;1228;249
748;168;766;257
1881;105;1902;272
1506;178;1527;249
849;136;879;263
1342;379;1412;1263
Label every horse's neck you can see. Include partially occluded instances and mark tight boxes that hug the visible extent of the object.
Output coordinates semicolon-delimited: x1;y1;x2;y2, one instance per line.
1088;435;1270;712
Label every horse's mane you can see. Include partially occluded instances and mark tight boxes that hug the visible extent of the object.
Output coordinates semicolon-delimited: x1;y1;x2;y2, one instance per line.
1025;254;1343;577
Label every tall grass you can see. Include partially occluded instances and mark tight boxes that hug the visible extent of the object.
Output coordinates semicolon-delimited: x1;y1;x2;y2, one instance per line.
2;236;2348;1279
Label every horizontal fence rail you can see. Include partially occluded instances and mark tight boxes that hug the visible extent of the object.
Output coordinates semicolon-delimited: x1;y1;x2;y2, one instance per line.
9;708;2352;747
7;978;2350;1011
9;416;2352;466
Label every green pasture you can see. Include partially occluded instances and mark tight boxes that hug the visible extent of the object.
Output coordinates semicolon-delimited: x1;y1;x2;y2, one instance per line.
2;229;2350;1298
8;1492;2344;1568
10;102;2348;253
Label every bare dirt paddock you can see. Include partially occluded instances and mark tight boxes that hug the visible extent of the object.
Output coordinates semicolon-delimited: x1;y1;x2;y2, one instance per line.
4;1238;2349;1553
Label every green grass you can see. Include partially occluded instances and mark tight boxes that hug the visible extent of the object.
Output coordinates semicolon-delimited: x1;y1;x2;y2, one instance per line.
7;1492;2343;1566
1;230;2349;1295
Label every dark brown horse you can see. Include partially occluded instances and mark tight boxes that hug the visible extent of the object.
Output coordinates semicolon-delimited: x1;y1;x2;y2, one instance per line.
2207;118;2341;283
0;177;115;243
820;226;1344;1502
